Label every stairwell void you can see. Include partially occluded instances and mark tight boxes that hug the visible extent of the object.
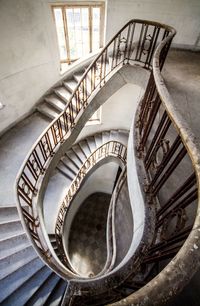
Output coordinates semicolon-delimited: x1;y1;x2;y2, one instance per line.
3;19;199;306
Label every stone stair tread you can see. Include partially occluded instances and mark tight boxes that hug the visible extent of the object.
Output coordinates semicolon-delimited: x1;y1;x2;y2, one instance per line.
0;206;19;223
56;162;74;181
54;86;71;103
43;279;67;306
0;220;24;242
45;94;65;112
0;245;38;280
74;70;85;83
86;136;97;153
0;233;30;261
102;131;111;144
37;104;60;121
0;257;45;303
71;145;87;165
24;272;59;306
109;130;119;141
0;216;20;225
1;266;52;306
65;149;82;170
62;154;79;176
94;133;103;148
64;79;78;93
79;140;91;157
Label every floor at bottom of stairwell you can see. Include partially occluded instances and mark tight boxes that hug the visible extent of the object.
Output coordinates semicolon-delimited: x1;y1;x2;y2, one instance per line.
68;192;111;277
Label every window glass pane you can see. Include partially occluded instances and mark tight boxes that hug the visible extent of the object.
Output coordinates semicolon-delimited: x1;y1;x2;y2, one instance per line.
66;7;89;60
53;8;67;61
92;7;100;51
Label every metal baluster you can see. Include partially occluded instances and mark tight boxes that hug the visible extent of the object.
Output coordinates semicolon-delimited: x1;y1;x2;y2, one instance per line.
138;24;148;62
135;23;145;61
123;23;131;64
144;111;170;168
152;146;187;196
127;22;135;63
156;188;198;228
157;174;196;218
139;95;162;151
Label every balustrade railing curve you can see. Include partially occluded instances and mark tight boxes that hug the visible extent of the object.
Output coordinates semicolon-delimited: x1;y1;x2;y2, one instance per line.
55;141;127;273
15;19;176;281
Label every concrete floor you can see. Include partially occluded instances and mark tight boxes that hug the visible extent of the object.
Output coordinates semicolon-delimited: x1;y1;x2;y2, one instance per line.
68;193;111;277
163;49;200;147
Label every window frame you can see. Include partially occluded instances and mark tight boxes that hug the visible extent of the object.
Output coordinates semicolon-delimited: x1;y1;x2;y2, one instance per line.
52;1;105;65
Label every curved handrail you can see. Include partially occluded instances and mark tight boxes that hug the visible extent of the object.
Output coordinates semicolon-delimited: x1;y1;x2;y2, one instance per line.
108;34;200;306
55;140;127;274
15;19;175;279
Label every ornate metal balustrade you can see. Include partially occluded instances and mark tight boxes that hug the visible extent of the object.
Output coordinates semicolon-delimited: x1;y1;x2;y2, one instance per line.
133;69;198;279
15;19;176;281
55;141;127;271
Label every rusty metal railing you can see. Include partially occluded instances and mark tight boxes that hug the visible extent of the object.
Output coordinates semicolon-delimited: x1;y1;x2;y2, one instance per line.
15;19;175;280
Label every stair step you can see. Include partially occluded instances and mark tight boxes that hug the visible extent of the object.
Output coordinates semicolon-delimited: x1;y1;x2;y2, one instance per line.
56;163;74;181
0;245;37;280
71;145;86;165
102;131;111;144
79;140;91;157
0;258;45;303
37;103;60;121
24;272;60;306
94;133;103;148
73;70;85;83
45;94;65;112
0;220;24;242
65;150;82;170
109;130;119;142
64;79;78;93
1;266;52;306
115;129;129;145
54;86;72;103
43;279;67;306
0;206;19;223
61;155;79;176
86;136;97;153
0;233;30;260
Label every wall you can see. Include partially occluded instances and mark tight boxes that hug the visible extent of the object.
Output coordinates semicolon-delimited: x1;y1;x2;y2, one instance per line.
0;0;60;133
106;0;200;49
77;83;144;141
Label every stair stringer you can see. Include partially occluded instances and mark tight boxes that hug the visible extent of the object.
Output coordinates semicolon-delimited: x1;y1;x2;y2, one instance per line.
23;65;156;298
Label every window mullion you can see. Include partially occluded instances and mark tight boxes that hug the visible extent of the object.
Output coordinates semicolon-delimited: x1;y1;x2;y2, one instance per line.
63;6;71;64
89;6;92;53
99;5;104;48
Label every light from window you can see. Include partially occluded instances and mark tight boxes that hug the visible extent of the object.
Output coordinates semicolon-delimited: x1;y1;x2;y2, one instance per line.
52;3;104;67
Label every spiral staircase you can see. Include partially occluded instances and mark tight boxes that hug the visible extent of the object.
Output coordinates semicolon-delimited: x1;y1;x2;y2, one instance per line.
0;19;200;306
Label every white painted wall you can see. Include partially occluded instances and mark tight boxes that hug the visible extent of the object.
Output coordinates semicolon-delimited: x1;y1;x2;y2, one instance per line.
0;0;60;133
77;83;143;141
106;0;200;48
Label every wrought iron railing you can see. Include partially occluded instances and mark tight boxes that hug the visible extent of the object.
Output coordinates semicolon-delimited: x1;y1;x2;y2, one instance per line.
15;19;176;280
55;141;127;271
